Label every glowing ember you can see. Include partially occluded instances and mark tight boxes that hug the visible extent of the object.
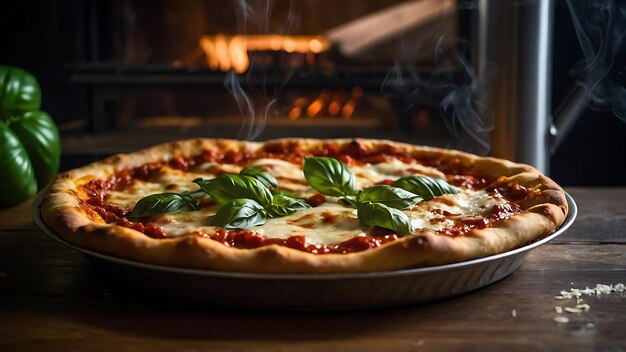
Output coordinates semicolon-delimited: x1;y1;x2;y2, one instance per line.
199;35;331;73
306;89;331;117
288;87;363;120
342;86;364;119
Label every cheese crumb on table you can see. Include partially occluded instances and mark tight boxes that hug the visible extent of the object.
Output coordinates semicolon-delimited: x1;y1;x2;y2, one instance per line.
553;316;569;323
552;282;624;323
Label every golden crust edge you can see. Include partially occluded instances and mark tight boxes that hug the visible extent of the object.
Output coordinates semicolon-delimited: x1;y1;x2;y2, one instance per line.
41;137;569;274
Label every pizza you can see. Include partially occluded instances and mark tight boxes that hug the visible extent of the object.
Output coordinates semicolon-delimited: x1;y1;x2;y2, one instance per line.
40;138;569;274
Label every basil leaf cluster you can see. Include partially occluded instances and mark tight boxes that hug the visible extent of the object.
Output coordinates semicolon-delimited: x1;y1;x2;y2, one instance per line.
301;157;461;236
126;167;309;229
197;171;309;228
302;157;416;235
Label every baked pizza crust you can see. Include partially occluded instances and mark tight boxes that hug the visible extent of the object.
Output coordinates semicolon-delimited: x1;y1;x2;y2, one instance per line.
41;138;568;273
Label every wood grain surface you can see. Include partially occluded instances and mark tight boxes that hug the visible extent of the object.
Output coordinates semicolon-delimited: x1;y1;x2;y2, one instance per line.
0;187;624;351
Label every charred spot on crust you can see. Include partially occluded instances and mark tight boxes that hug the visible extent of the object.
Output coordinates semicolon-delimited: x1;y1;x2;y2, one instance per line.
344;140;371;158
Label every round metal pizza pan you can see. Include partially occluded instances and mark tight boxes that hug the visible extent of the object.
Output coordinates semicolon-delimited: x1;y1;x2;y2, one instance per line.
32;193;577;311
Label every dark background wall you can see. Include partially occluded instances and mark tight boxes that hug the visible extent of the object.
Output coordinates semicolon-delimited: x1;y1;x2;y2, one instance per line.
0;0;624;186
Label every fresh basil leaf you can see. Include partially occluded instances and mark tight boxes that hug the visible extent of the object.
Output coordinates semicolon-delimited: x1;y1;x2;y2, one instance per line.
357;202;413;235
274;189;298;199
210;198;267;229
356;185;422;209
303;157;357;197
393;175;461;200
126;192;199;219
266;194;311;217
240;166;278;191
192;178;213;193
339;196;359;208
193;174;273;207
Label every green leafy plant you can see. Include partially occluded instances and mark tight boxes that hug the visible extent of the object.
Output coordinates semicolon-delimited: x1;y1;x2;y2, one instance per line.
0;66;61;207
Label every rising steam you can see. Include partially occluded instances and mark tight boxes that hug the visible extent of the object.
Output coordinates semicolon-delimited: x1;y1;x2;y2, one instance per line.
381;37;493;155
437;39;493;155
566;0;626;121
226;0;299;140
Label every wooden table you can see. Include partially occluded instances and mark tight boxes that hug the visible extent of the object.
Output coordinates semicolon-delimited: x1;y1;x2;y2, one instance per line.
1;188;624;351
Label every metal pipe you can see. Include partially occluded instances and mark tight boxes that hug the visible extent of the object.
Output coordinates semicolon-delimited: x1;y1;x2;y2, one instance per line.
478;0;554;173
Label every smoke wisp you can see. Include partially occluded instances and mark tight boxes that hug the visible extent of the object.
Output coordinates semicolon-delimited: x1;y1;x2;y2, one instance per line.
227;0;299;140
566;0;626;121
381;37;494;155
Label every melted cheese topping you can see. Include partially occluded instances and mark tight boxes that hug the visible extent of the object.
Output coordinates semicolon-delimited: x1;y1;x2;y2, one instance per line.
106;157;505;245
153;189;503;244
407;190;504;231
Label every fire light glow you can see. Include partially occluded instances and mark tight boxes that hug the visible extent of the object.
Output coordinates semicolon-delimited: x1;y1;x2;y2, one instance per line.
287;86;364;120
199;35;331;73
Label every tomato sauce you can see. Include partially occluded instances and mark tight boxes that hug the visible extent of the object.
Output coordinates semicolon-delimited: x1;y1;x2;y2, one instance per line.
193;228;399;254
82;196;166;238
78;140;524;253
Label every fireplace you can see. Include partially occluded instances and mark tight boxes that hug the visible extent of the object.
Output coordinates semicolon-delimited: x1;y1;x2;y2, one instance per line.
64;0;468;155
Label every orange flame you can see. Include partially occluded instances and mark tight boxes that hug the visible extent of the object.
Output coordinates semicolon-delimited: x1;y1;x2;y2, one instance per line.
342;86;363;119
288;87;363;120
306;89;331;117
199;35;331;73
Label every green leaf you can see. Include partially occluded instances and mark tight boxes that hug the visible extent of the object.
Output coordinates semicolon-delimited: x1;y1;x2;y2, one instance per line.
339;196;359;208
393;175;461;200
6;110;60;188
0;66;41;119
302;157;357;197
274;189;298;199
0;120;37;207
266;194;311;217
210;198;267;229
126;192;199;219
356;185;421;209
240;166;278;191
194;174;273;207
357;202;413;235
0;66;61;207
